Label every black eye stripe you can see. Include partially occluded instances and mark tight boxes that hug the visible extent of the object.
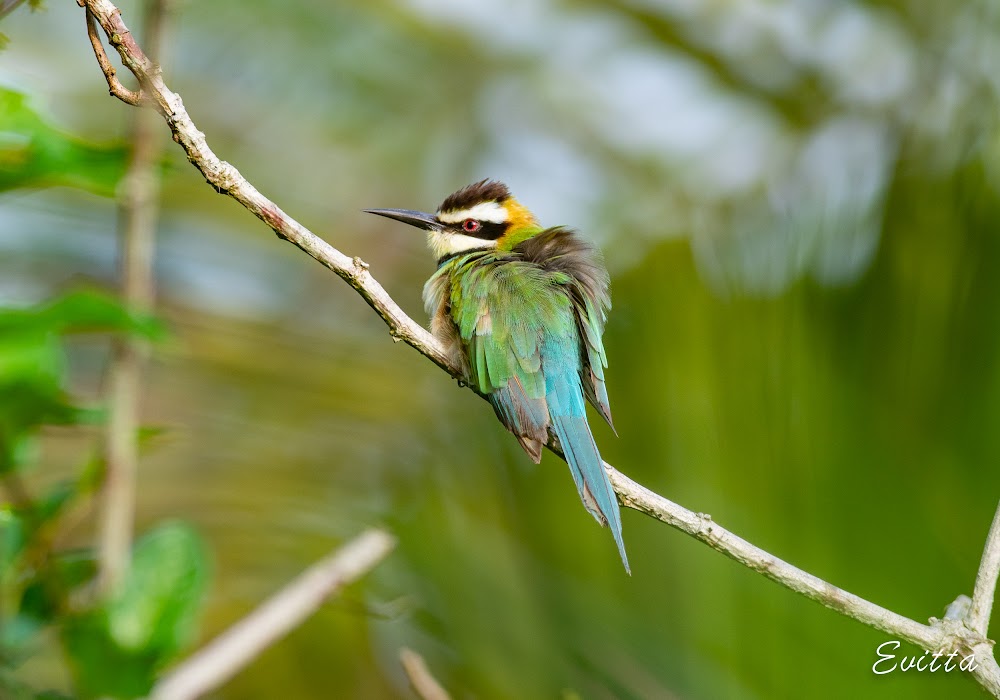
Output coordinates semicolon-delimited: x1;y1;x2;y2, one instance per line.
453;220;506;240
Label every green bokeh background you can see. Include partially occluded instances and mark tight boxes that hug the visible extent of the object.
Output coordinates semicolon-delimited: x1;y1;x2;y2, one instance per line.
3;0;1000;698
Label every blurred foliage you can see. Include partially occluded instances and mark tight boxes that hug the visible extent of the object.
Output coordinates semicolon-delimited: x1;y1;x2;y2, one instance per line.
3;0;1000;699
0;288;162;473
63;523;209;699
0;287;207;700
0;0;44;46
0;88;128;197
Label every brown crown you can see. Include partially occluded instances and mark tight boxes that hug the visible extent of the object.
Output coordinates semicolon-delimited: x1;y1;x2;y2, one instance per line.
438;179;511;213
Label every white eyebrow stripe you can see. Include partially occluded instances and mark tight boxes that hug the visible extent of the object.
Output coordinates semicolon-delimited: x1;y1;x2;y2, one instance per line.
437;201;508;224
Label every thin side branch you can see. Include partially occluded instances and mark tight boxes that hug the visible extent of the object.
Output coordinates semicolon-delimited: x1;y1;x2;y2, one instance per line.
85;7;142;106
400;648;452;700
150;529;396;700
78;0;1000;695
971;501;1000;635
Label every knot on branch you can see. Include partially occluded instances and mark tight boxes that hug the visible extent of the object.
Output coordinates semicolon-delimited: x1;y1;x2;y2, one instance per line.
930;595;995;659
695;512;716;539
349;256;370;285
211;161;240;194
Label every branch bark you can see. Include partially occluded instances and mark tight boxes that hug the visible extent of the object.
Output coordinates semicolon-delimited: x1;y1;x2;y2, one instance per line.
971;501;1000;636
84;6;142;106
608;469;936;645
150;529;395;700
76;0;1000;695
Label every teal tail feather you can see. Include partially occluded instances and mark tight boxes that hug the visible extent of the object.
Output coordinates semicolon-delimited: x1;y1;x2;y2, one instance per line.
552;415;629;573
546;364;630;574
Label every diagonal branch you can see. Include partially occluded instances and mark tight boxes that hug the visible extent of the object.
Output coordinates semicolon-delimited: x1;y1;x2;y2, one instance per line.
400;648;452;700
77;0;1000;694
971;501;1000;636
151;529;395;700
608;468;938;645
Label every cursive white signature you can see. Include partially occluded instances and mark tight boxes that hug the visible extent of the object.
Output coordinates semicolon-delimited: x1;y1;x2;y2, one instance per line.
872;640;979;674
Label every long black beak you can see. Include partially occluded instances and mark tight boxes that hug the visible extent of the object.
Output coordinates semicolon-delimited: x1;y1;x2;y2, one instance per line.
363;208;442;231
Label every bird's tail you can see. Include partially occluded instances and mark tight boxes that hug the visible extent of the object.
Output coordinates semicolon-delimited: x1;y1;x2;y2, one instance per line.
548;375;629;574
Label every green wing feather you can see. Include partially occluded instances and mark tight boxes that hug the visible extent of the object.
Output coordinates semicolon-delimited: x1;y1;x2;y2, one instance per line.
447;256;566;459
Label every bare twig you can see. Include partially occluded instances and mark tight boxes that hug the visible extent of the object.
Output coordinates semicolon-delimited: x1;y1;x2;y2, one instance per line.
77;0;1000;695
976;656;1000;697
400;648;451;700
97;0;171;595
85;7;142;106
150;529;395;700
971;501;1000;636
607;468;940;646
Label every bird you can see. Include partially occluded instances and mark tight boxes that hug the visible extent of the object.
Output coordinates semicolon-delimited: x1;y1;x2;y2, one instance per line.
365;180;628;573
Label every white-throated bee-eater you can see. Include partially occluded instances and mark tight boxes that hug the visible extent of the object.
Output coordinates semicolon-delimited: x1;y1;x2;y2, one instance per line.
365;180;628;572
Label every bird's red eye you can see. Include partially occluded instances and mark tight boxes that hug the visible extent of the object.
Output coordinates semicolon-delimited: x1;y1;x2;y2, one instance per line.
463;219;481;233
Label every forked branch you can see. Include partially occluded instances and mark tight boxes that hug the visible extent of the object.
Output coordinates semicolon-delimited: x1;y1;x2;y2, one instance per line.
84;5;142;105
76;0;1000;695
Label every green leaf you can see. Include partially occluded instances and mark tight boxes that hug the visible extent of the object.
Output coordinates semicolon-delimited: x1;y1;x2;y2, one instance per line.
19;550;97;627
40;290;163;339
62;613;158;700
0;288;166;340
0;507;25;574
0;289;166;473
0;328;76;474
61;524;210;699
105;522;210;657
0;87;127;196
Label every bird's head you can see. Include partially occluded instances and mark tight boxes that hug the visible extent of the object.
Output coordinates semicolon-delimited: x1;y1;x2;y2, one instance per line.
365;180;540;261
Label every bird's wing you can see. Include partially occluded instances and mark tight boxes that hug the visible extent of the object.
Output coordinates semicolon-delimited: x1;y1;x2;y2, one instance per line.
510;227;614;430
450;258;566;461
